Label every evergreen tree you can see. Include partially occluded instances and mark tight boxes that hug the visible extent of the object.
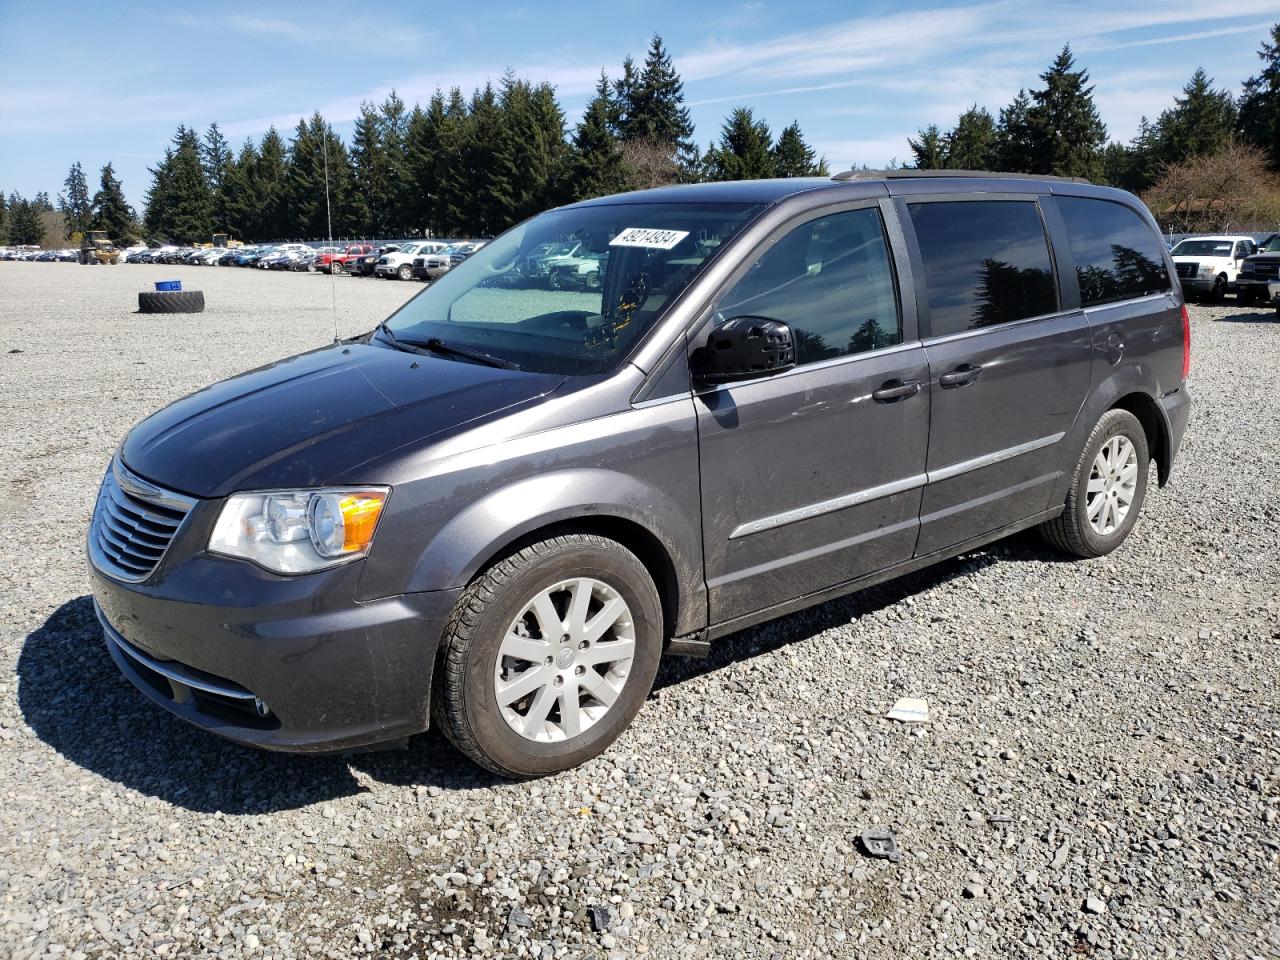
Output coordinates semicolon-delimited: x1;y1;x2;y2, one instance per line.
1154;69;1237;165
908;124;948;168
703;108;775;181
0;191;6;240
254;126;289;240
1024;46;1107;179
92;163;135;242
380;90;411;234
403;103;436;236
620;35;694;152
202;123;233;234
433;89;471;236
283;113;354;240
1238;22;1280;170
32;192;53;213
995;90;1036;172
611;57;640;137
351;101;391;235
466;84;506;235
5;194;41;245
145;125;213;242
570;72;628;200
492;75;569;226
772;121;827;177
945;105;998;170
59;162;92;238
223;140;262;241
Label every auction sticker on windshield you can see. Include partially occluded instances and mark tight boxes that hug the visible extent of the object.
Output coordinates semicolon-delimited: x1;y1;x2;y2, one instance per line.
610;228;690;250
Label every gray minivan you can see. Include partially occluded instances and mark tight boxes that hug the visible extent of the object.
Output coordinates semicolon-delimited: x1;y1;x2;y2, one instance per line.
88;172;1191;777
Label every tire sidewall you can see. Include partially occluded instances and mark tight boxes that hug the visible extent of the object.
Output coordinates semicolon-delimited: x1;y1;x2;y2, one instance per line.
1072;411;1150;556
457;542;662;777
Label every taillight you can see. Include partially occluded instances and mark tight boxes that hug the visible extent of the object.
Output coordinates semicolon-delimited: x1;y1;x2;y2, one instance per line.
1180;303;1191;380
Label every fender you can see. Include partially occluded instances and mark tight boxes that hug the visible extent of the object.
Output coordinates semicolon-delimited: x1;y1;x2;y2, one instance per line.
400;468;706;636
1047;359;1170;507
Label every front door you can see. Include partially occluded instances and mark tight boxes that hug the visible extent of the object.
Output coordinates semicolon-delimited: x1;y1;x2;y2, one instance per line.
901;197;1094;555
694;203;931;625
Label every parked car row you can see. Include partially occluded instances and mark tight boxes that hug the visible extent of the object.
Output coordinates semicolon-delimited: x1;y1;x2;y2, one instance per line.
1;247;79;262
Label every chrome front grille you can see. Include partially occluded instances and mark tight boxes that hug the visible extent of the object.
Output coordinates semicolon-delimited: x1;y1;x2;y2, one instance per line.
89;459;195;582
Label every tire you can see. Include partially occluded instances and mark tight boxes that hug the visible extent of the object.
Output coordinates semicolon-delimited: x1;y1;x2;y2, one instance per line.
1040;408;1149;558
1209;275;1226;303
398;264;413;281
137;290;205;314
434;533;663;778
1238;288;1255;305
331;261;344;275
585;270;601;291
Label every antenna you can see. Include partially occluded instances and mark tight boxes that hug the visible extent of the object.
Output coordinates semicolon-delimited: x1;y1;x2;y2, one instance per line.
323;132;339;344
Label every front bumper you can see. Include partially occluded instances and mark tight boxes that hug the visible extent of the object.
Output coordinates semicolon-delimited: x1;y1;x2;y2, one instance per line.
1236;277;1280;304
1178;277;1216;295
89;555;459;753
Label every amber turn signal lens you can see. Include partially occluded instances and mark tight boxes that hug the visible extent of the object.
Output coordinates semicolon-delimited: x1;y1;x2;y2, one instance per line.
339;493;386;551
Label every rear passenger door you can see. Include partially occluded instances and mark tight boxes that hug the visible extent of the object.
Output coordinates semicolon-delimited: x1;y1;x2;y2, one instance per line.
901;196;1093;555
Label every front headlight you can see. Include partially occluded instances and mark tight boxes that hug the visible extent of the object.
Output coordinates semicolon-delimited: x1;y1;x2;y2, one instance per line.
209;487;389;574
1198;264;1215;277
1241;262;1256;274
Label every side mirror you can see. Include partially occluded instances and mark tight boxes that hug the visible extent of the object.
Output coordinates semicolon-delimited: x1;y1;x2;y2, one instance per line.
692;316;796;386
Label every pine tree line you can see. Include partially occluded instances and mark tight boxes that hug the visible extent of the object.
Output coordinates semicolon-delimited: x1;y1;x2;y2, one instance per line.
135;36;825;245
910;29;1280;191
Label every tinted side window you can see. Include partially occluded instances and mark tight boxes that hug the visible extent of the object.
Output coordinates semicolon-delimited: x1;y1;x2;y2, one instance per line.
1057;197;1171;307
718;207;900;366
907;200;1057;337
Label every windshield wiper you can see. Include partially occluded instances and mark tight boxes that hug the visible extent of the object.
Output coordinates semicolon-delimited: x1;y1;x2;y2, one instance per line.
376;322;519;370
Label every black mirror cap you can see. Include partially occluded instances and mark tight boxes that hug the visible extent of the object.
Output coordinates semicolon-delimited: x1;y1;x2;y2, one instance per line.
692;315;796;386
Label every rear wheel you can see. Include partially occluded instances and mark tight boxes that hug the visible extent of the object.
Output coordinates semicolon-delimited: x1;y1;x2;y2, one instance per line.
434;533;663;778
1040;408;1149;558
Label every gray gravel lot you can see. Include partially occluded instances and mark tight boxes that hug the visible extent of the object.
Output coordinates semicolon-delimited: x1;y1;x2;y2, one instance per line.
1;262;1278;960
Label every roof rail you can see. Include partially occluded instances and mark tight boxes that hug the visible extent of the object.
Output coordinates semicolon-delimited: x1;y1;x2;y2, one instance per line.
831;168;1092;185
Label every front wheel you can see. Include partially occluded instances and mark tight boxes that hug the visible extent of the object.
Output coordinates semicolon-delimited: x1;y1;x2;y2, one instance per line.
434;533;663;778
330;261;344;275
1040;408;1149;558
398;264;413;281
1209;275;1226;303
1238;287;1256;305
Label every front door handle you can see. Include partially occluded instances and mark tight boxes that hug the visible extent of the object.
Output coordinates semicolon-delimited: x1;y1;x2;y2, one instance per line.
872;379;922;402
938;363;982;388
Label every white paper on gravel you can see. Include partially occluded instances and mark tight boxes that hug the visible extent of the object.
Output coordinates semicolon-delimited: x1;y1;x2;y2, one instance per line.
886;697;930;723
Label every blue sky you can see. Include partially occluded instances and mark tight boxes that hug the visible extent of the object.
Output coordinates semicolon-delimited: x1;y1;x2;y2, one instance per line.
2;0;1277;210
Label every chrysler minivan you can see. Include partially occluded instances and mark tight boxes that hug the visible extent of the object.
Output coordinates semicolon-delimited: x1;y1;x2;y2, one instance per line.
88;171;1191;777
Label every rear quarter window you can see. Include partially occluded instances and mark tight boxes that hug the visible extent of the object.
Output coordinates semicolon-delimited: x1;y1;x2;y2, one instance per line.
1057;197;1171;307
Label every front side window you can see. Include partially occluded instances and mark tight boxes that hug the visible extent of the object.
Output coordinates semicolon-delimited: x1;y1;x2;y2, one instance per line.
1058;197;1171;307
715;207;901;365
908;200;1058;337
384;202;763;375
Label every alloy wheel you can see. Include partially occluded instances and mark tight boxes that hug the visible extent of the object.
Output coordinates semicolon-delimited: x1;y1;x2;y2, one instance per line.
494;577;635;743
1085;435;1138;535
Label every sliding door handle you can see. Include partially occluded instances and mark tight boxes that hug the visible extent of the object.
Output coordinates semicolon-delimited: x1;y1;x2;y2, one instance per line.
939;363;982;387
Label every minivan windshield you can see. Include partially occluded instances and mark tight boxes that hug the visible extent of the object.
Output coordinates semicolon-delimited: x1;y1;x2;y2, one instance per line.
1171;239;1233;256
382;201;764;375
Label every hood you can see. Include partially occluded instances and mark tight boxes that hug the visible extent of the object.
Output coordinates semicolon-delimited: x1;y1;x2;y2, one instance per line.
121;341;565;498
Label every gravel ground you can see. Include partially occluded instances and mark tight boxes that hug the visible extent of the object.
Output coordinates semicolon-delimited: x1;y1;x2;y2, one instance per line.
1;261;1278;960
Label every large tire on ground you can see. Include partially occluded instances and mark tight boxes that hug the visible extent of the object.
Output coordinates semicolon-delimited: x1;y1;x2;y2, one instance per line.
331;261;344;275
397;264;413;280
1040;408;1149;559
434;533;663;778
138;290;205;314
1238;287;1256;305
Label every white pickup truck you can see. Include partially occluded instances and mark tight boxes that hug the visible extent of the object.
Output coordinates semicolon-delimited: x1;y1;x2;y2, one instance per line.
1169;235;1257;302
375;241;450;280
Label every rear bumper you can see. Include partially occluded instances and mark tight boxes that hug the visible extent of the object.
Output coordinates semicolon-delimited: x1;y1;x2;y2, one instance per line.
89;557;459;753
1157;386;1191;485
